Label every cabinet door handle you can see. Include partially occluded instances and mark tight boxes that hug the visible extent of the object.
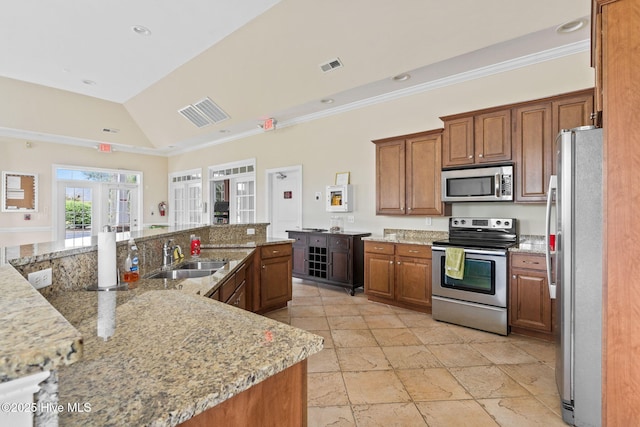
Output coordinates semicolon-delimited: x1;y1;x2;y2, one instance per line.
389;260;393;264
262;264;266;269
374;247;384;250
408;250;420;253
468;155;473;159
478;153;484;158
272;250;279;254
397;261;401;265
523;260;540;265
512;275;517;279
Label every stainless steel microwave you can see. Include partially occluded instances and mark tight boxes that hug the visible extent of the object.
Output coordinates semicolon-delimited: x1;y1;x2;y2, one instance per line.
441;164;513;202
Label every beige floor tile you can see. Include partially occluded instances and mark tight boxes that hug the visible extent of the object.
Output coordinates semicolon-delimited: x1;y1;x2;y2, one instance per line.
364;314;405;329
263;307;290;323
449;365;530;399
412;326;465;345
318;284;349;296
323;304;361;316
397;313;442;328
478;396;568;426
357;302;396;315
427;343;492;367
322;295;360;306
290;305;326;317
471;342;539;364
370;328;422;346
342;371;411;404
382;345;442;369
293;287;321;297
307;405;355;427
335;347;391;371
446;324;511;343
291;316;330;331
511;337;556;363
308;372;350;406
310;329;334;348
534;393;563;417
396;368;472;401
352;402;428;426
499;362;557;396
415;400;499;427
290;295;324;306
331;329;378;347
327;315;368;330
308;348;341;373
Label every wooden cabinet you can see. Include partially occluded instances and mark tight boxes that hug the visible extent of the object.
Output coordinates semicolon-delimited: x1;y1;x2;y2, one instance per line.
442;108;512;167
513;90;594;202
253;243;292;314
287;231;370;295
364;241;431;312
509;253;553;339
372;129;450;216
213;261;250;310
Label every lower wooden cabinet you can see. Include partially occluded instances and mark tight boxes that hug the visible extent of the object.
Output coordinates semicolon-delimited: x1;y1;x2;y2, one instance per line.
212;261;249;310
509;252;554;339
253;243;293;314
364;241;432;312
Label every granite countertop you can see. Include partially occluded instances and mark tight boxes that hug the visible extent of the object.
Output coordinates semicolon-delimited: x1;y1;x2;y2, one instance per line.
0;265;82;382
286;229;372;236
510;235;547;254
54;287;322;426
363;230;448;246
1;241;323;426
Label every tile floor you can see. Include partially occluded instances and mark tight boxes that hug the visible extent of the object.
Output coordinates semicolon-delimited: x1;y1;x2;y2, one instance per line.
264;278;567;427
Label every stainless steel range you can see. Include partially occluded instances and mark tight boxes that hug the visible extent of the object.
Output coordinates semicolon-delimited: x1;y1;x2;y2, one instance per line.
431;217;518;335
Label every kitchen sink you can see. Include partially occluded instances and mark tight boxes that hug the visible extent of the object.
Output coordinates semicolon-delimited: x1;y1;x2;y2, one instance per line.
146;269;218;280
177;260;228;270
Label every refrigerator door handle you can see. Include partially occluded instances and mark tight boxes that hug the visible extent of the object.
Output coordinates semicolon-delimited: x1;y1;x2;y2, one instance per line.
545;175;557;299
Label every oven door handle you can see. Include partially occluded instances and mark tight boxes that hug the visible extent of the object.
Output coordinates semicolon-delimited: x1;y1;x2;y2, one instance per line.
431;246;507;256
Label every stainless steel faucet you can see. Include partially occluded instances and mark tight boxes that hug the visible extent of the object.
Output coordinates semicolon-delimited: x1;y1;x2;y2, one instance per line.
162;239;175;268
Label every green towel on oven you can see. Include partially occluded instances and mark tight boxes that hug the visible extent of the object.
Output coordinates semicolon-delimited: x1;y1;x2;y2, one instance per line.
445;247;465;280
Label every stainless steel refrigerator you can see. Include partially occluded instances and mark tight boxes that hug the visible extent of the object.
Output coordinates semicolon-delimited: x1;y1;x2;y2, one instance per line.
545;126;603;426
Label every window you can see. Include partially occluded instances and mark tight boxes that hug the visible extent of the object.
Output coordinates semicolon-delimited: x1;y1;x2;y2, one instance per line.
169;169;202;227
209;159;256;224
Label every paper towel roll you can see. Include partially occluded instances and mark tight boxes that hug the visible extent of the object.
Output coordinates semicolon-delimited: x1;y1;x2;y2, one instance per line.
98;231;117;288
97;291;116;340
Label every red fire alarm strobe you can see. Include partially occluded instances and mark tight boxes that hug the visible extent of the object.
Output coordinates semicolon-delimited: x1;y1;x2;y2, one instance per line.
263;118;277;131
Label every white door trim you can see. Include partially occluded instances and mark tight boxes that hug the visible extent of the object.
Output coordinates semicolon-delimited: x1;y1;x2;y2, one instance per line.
265;165;302;238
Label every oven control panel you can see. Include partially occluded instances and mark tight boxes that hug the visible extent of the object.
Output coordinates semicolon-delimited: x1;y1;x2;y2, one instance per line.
450;217;515;230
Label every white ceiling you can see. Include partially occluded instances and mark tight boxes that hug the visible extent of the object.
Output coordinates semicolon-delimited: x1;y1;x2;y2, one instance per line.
0;0;592;154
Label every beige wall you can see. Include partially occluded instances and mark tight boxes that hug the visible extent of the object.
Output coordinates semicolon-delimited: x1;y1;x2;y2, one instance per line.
0;137;167;246
169;51;594;237
0;51;593;247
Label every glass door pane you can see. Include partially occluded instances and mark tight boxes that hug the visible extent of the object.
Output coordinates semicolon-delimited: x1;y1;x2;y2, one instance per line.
63;185;94;246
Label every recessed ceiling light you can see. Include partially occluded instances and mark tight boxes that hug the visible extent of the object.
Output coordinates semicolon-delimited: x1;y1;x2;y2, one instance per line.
132;25;152;36
392;73;411;82
321;98;334;104
82;79;96;86
556;19;587;34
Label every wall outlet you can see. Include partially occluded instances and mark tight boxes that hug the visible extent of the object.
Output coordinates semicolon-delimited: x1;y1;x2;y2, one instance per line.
247;228;255;235
28;268;52;289
347;215;355;223
425;217;432;226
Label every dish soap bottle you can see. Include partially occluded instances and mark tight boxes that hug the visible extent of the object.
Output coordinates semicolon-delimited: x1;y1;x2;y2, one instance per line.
123;238;139;283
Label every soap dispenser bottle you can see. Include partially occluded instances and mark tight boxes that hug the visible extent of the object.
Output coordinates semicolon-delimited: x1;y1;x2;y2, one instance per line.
123;239;139;283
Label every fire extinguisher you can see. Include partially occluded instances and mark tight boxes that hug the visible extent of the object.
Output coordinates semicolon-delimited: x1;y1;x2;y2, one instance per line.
158;202;167;217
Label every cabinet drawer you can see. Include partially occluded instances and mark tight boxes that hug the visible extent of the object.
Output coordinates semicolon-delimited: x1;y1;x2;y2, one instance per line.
235;263;246;284
364;241;394;255
290;233;307;247
330;236;350;250
511;253;545;270
219;274;237;302
260;243;292;259
396;244;431;259
308;235;327;247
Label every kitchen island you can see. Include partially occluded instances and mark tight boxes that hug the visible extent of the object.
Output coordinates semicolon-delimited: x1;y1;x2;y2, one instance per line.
1;226;323;426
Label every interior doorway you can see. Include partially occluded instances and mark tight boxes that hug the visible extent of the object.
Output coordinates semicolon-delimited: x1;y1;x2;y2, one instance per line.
266;165;302;238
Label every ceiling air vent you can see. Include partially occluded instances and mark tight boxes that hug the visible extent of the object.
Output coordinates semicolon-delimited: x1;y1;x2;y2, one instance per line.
178;97;229;128
319;57;343;73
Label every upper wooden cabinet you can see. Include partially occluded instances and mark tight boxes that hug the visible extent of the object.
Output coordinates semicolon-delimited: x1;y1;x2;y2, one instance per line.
441;108;512;167
513;89;594;202
373;129;450;216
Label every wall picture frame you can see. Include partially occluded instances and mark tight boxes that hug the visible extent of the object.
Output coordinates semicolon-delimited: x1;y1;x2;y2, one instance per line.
335;172;350;185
